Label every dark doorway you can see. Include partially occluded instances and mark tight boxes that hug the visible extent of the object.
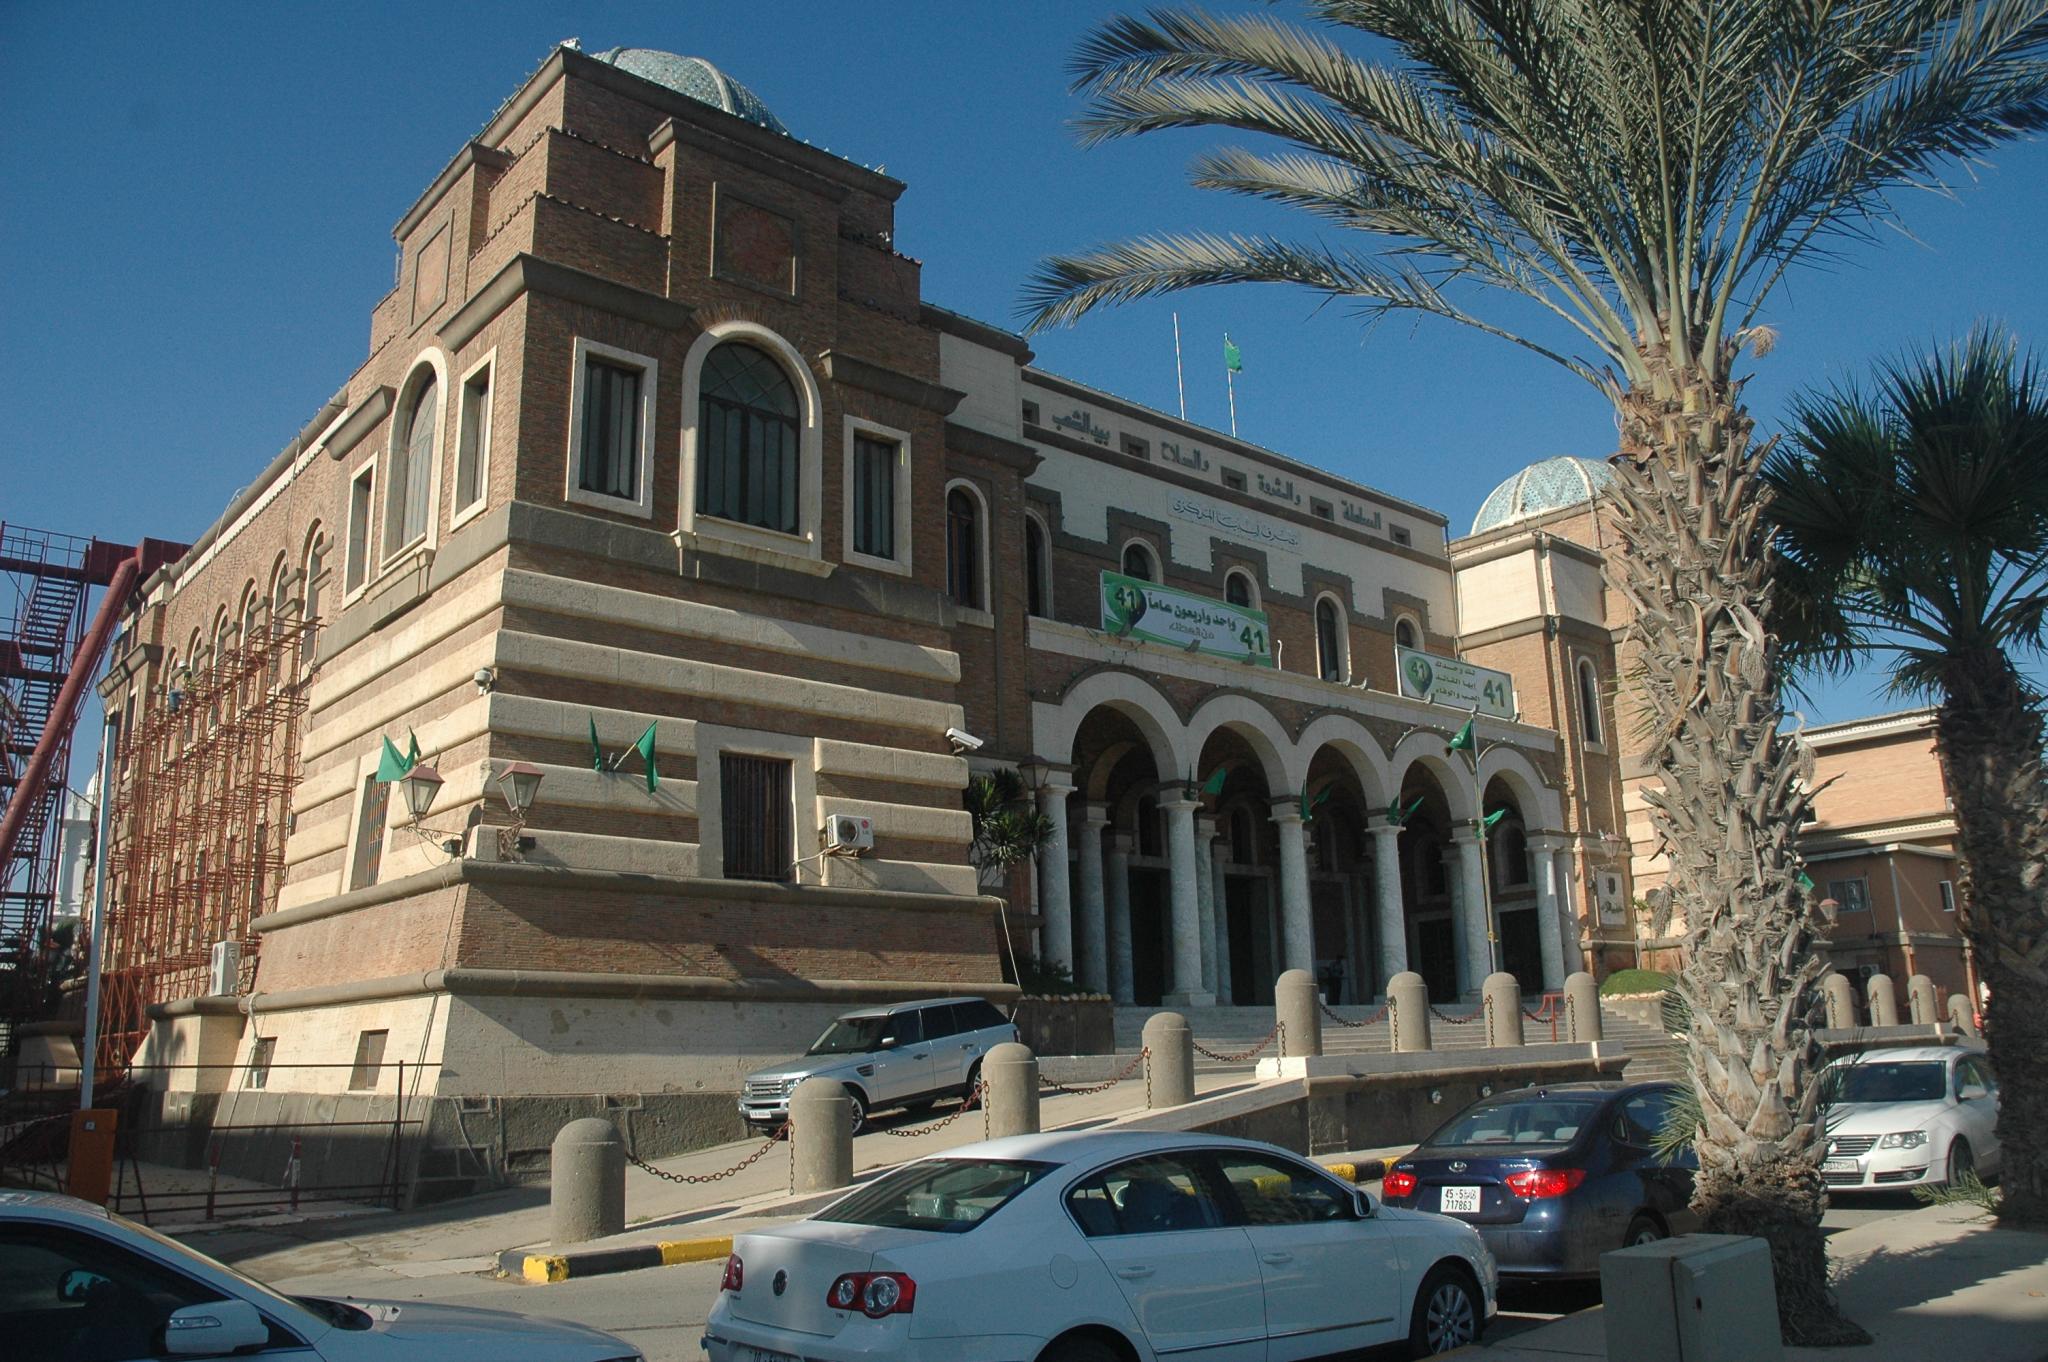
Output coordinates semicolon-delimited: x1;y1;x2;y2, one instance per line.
1225;875;1274;1005
1500;905;1543;992
1129;868;1166;1005
1415;915;1458;1001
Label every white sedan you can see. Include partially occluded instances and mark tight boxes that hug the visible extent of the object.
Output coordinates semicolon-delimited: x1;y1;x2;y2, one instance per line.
0;1190;640;1361
1820;1045;2002;1191
701;1130;1497;1362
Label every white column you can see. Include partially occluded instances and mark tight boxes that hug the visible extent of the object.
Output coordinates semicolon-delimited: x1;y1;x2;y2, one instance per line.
1530;835;1570;990
1037;776;1075;977
1074;804;1110;995
1451;827;1490;997
1160;796;1214;1006
1106;832;1135;1005
1195;815;1220;998
1271;799;1314;976
1368;820;1408;995
1210;834;1233;1004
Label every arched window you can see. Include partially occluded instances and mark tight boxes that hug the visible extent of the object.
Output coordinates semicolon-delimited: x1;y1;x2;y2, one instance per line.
387;370;438;554
1315;596;1348;682
239;581;261;646
946;486;981;607
1395;617;1419;650
1024;516;1051;618
210;607;231;670
1493;819;1531;888
1121;541;1156;582
698;341;799;533
1578;658;1604;745
268;553;291;619
302;524;328;623
1224;569;1256;610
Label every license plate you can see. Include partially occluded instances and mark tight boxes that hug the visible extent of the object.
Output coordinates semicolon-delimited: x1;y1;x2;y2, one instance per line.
1821;1159;1859;1176
1439;1185;1483;1215
740;1349;799;1362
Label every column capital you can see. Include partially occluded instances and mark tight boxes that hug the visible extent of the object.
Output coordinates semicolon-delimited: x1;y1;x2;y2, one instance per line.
1526;831;1569;853
1449;825;1484;846
1158;794;1200;814
1365;817;1405;837
1039;769;1076;797
1079;802;1111;829
1108;831;1135;856
1195;814;1219;840
1268;796;1305;826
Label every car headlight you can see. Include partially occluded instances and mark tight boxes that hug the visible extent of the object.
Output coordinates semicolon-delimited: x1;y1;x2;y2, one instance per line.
1878;1131;1928;1150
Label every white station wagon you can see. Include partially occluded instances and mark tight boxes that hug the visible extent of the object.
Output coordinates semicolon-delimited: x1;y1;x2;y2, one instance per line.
702;1130;1497;1362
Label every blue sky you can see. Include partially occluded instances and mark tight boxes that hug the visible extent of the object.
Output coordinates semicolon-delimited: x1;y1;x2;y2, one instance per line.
5;1;2046;728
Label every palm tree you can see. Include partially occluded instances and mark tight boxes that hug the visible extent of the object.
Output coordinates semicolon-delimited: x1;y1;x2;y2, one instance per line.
965;769;1057;984
1020;2;2048;1341
1765;328;2048;1227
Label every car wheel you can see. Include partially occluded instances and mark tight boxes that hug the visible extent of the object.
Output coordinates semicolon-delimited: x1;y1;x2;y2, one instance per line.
1407;1265;1482;1357
1625;1214;1665;1248
963;1060;983;1107
1037;1334;1120;1362
1947;1139;1974;1188
844;1086;868;1136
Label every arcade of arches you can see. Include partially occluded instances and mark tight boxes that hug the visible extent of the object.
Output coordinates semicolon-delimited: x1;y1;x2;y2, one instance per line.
1030;677;1576;1006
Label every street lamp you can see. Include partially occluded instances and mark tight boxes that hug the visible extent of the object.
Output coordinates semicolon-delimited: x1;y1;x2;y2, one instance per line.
1014;753;1051;794
399;764;444;820
495;761;545;858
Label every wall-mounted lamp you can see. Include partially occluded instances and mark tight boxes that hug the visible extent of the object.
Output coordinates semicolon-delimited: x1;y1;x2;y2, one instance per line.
495;760;545;857
400;764;445;821
1015;753;1052;793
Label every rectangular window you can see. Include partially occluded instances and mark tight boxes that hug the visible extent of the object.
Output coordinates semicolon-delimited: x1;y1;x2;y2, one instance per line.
1311;498;1335;521
244;1036;276;1090
1021;400;1040;426
1120;434;1150;459
1221;467;1247;493
852;434;898;560
345;464;374;593
578;357;643;500
348;1029;389;1091
455;362;492;514
1390;524;1412;547
349;774;389;891
1827;877;1871;914
1940;880;1956;913
721;754;793;882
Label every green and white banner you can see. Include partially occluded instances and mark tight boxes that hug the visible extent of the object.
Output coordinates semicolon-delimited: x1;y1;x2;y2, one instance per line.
1100;571;1274;667
1396;645;1516;718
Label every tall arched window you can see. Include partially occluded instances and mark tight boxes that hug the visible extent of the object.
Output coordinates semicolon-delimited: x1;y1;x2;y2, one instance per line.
1315;597;1347;682
1578;658;1604;744
698;342;799;533
1024;516;1050;617
1121;541;1156;582
946;487;981;607
268;553;292;619
1224;569;1256;609
1395;617;1418;650
302;524;328;623
387;371;437;554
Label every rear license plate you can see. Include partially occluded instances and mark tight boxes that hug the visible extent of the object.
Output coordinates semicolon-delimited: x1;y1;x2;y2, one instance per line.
1821;1159;1859;1176
741;1349;800;1362
1439;1185;1483;1215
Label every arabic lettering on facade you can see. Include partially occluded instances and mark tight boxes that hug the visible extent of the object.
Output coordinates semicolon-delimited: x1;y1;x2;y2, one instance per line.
1052;407;1112;445
1169;495;1302;550
1255;471;1301;505
1157;439;1210;472
1340;499;1383;530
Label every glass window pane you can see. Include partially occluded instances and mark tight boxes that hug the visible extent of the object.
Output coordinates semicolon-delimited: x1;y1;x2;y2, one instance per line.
1214;1152;1350;1225
816;1159;1055;1234
1066;1154;1225;1236
854;435;896;559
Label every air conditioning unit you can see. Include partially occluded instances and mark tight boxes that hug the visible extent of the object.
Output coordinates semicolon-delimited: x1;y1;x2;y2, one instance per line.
208;940;242;996
823;813;875;855
1597;872;1626;921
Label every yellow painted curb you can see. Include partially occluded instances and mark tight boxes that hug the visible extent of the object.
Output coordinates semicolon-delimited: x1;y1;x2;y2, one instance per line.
1323;1162;1360;1182
658;1236;734;1266
522;1254;570;1283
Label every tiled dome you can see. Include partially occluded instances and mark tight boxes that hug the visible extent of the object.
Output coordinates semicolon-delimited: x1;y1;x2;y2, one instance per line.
591;48;788;136
1472;456;1615;534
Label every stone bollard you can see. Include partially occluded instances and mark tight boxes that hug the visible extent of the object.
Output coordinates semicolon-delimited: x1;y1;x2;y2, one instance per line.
1866;973;1899;1027
1947;993;1980;1039
1565;972;1602;1043
790;1077;853;1195
1483;973;1524;1048
984;1042;1040;1139
1275;969;1323;1058
1907;974;1938;1026
1822;973;1857;1030
550;1117;625;1246
1388;972;1432;1053
1142;1011;1194;1108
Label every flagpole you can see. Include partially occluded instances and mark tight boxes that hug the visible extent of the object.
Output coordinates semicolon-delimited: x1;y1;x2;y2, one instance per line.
1172;312;1187;421
1225;335;1238;438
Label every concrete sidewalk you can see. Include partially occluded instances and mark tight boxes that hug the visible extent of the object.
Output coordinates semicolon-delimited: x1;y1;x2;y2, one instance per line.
1463;1201;2048;1362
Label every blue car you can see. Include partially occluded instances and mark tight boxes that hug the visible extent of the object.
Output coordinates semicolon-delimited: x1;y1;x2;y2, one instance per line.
1380;1081;1698;1279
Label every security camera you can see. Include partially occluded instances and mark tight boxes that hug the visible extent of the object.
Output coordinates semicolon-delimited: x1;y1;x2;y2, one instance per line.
945;726;985;753
474;667;497;694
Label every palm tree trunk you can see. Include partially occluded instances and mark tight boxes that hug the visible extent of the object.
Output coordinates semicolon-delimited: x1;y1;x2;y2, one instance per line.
1606;346;1867;1345
1935;650;2048;1227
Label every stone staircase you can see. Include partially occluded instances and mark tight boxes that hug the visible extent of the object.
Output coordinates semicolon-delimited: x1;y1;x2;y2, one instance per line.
1111;999;1687;1083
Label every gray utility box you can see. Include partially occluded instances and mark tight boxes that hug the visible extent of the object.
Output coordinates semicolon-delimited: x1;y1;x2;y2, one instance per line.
1601;1234;1782;1362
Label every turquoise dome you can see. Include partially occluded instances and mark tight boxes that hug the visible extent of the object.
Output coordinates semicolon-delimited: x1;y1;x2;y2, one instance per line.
1472;456;1616;533
591;48;789;136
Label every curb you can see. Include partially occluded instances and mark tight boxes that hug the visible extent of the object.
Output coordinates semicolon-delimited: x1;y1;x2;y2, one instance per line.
501;1234;732;1284
1319;1152;1408;1183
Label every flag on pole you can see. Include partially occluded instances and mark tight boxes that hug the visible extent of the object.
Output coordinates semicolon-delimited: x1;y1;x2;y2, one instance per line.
1797;870;1816;893
1224;334;1243;373
1448;714;1477;753
1300;788;1331;824
1385;795;1425;826
633;722;659;793
1480;807;1510;830
375;734;415;783
405;730;421;768
1200;767;1228;796
589;715;604;771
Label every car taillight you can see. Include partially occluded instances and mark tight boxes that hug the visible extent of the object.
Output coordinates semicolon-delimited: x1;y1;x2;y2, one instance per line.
1383;1169;1418;1198
718;1254;744;1292
1504;1167;1587;1199
826;1271;918;1318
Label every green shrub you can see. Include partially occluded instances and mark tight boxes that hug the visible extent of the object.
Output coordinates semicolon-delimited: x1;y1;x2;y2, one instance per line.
1599;967;1674;996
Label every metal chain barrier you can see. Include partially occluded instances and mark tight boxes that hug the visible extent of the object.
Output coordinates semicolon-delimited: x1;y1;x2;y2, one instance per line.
880;1082;985;1139
1523;992;1563;1041
1040;1047;1147;1097
1428;1004;1479;1025
1191;1021;1283;1063
625;1124;788;1185
1320;1000;1390;1028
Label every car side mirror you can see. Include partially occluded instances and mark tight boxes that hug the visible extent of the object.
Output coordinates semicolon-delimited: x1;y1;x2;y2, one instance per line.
163;1299;270;1357
1959;1083;1988;1101
877;1036;898;1050
1353;1188;1377;1219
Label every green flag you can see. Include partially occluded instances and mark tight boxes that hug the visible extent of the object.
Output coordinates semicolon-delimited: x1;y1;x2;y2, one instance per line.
1448;715;1476;753
405;730;421;768
1480;807;1510;830
1300;788;1331;824
1797;870;1816;893
589;715;605;772
1224;334;1243;373
375;734;414;783
1200;767;1228;796
633;722;659;793
1385;796;1424;827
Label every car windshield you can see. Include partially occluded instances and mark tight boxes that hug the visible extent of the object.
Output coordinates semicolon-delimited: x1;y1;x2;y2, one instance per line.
1425;1095;1607;1149
815;1159;1055;1234
807;1015;890;1056
1824;1062;1947;1104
